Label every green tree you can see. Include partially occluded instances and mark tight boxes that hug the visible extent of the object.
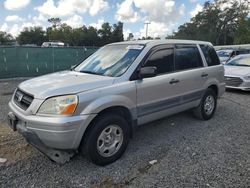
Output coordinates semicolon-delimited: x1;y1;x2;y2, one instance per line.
48;17;61;28
127;33;134;41
234;18;250;44
17;27;47;46
111;21;124;42
169;0;249;45
98;22;112;45
0;31;13;45
47;23;73;44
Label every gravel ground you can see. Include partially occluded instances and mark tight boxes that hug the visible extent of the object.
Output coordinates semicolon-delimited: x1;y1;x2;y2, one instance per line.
0;78;249;188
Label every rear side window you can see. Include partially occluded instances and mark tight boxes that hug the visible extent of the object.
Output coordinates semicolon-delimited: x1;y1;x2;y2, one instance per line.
200;45;220;66
175;45;203;71
144;48;174;74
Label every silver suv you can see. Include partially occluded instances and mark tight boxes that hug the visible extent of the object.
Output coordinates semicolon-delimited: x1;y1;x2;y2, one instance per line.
8;40;225;165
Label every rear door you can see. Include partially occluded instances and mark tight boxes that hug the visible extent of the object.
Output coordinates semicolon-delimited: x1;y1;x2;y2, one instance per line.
172;44;208;107
199;44;224;88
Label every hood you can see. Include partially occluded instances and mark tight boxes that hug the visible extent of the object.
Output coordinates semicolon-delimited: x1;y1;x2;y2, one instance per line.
224;65;250;77
19;71;114;99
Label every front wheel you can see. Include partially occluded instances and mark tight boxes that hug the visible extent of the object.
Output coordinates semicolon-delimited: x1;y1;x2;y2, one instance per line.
80;114;130;166
193;88;217;120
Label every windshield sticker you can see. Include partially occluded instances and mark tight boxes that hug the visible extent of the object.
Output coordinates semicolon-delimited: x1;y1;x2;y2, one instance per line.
126;45;144;50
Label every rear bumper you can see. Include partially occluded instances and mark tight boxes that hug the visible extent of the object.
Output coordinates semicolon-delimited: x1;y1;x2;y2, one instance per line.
218;82;226;97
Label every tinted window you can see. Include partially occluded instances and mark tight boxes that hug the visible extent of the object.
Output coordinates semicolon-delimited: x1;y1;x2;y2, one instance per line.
200;45;220;66
175;45;203;71
144;48;174;74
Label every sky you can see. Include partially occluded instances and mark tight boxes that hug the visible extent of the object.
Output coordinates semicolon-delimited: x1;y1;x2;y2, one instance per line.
0;0;208;39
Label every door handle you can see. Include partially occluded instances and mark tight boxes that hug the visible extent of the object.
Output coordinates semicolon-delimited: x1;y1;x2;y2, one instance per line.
169;79;180;84
201;72;208;77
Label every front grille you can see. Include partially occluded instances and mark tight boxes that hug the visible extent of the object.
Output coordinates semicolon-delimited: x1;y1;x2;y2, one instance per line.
14;89;34;110
225;76;243;87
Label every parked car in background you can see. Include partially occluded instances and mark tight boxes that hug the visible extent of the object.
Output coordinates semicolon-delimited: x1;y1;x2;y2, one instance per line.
224;54;250;91
217;49;250;64
7;40;225;165
41;41;65;47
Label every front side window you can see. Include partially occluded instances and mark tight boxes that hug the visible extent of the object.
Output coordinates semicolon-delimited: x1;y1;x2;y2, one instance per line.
200;45;220;66
144;48;174;74
74;44;144;77
175;45;203;71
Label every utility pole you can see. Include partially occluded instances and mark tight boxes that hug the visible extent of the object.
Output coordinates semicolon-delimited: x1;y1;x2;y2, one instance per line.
144;21;151;38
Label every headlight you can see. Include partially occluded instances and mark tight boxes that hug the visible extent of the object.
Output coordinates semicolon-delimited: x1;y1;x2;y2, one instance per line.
243;76;250;80
38;95;78;115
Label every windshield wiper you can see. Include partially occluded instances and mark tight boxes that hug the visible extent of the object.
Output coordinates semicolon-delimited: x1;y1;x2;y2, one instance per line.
79;70;103;75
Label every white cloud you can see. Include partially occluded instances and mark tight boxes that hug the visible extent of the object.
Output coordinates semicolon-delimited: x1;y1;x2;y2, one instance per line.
35;0;109;17
89;0;109;16
90;18;105;29
33;14;47;23
115;0;185;38
64;15;84;28
4;0;30;10
0;21;45;37
115;0;140;23
5;15;24;22
190;4;203;17
0;23;9;32
133;0;185;23
190;0;199;3
9;24;20;37
34;0;75;17
138;21;170;39
0;22;19;37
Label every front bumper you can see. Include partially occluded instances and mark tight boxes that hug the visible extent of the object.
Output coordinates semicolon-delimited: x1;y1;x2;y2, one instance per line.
226;85;250;91
7;113;74;163
8;100;96;158
224;76;250;91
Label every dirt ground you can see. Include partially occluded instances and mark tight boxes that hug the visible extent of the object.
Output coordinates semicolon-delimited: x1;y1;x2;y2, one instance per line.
0;122;37;165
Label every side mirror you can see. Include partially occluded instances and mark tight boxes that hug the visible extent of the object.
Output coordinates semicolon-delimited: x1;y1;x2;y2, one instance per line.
70;64;77;70
138;66;157;79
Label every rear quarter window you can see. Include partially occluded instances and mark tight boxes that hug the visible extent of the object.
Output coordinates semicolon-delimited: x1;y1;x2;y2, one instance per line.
200;45;220;66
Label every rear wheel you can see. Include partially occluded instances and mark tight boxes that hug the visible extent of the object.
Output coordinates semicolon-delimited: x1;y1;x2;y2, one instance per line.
80;114;130;166
193;88;217;120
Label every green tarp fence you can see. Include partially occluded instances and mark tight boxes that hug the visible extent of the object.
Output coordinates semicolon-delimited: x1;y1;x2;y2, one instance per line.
0;46;98;79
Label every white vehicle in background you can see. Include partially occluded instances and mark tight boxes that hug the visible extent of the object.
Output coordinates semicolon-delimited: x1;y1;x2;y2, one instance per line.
216;49;235;64
224;54;250;91
41;41;65;47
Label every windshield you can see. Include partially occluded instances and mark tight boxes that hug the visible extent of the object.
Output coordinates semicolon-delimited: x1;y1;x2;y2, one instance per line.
226;56;250;67
74;44;144;77
217;50;232;62
217;50;232;57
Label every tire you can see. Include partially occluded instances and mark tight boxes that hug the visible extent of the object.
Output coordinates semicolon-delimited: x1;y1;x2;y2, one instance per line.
80;113;130;166
193;88;217;120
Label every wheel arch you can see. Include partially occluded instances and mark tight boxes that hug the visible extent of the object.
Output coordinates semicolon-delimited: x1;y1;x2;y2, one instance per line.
208;84;218;96
80;105;136;151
